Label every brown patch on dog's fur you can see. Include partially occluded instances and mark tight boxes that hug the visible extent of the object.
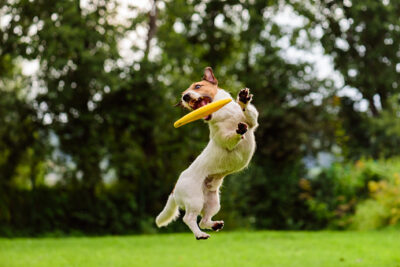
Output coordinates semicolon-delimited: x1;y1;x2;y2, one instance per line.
182;80;218;100
204;175;224;191
181;67;219;100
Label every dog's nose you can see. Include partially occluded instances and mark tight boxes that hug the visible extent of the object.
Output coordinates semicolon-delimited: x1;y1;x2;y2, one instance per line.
183;93;191;102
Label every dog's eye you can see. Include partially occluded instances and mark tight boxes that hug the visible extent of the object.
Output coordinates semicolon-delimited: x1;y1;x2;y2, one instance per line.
194;84;201;89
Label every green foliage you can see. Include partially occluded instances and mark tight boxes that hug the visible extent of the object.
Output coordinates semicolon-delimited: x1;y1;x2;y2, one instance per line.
0;59;46;189
352;175;400;230
352;199;389;231
0;185;139;237
302;158;400;229
368;95;400;157
292;0;400;158
222;163;316;230
2;0;123;189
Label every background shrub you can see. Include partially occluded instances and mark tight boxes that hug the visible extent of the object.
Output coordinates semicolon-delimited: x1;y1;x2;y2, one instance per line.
302;158;400;229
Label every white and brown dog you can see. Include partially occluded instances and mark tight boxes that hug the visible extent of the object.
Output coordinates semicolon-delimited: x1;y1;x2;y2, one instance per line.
156;67;258;240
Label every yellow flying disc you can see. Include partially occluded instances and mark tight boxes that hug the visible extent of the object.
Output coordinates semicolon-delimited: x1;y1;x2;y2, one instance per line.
174;98;232;128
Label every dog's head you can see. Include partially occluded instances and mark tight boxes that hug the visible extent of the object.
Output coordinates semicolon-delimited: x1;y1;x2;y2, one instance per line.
178;67;219;120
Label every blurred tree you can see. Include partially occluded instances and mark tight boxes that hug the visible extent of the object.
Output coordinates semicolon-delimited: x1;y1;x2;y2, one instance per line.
369;94;400;157
1;0;123;192
291;0;400;158
0;59;45;189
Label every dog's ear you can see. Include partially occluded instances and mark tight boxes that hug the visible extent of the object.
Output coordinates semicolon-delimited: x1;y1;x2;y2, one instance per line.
203;67;218;85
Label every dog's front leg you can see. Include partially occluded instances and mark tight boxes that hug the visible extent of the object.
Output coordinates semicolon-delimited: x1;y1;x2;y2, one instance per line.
243;103;258;129
214;122;248;150
237;88;258;129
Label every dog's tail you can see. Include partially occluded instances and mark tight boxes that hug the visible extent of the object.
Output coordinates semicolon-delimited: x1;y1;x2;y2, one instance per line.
155;194;179;227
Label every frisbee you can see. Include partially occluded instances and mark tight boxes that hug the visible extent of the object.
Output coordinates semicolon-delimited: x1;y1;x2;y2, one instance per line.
174;98;232;128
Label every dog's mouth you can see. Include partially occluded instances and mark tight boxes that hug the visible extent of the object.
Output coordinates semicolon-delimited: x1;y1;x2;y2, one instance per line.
189;96;212;110
189;96;213;121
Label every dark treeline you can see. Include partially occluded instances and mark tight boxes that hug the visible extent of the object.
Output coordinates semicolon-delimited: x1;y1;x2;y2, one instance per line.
1;0;400;236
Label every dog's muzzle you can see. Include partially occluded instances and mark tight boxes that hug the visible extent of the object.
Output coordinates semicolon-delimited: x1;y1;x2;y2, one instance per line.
183;93;191;102
182;94;213;121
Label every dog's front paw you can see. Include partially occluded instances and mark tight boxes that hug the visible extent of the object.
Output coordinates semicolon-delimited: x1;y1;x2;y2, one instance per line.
211;221;224;232
196;232;210;240
237;88;253;110
236;122;248;135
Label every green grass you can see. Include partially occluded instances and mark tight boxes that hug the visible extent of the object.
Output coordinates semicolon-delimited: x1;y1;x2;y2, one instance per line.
1;231;400;267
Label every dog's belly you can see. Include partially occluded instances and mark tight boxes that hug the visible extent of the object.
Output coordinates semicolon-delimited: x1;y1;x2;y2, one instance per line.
196;131;256;175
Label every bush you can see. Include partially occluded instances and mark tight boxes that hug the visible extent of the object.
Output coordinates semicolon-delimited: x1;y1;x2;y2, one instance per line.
0;185;142;237
352;177;400;230
221;162;317;230
301;158;400;229
351;200;389;230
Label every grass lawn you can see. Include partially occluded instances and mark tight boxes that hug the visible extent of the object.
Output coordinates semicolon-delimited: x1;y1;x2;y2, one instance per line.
1;230;399;267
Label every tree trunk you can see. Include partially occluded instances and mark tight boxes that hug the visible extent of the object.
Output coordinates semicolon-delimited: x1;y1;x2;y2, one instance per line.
145;0;158;58
366;94;379;117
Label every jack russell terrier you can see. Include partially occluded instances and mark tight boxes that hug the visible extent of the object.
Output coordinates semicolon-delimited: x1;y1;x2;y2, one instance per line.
156;67;258;240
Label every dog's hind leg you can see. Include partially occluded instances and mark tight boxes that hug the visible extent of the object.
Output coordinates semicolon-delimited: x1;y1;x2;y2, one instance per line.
175;173;210;240
199;176;224;231
199;190;224;231
183;208;210;240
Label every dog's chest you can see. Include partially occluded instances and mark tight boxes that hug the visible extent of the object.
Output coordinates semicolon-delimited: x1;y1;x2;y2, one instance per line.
207;104;256;172
205;130;256;175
